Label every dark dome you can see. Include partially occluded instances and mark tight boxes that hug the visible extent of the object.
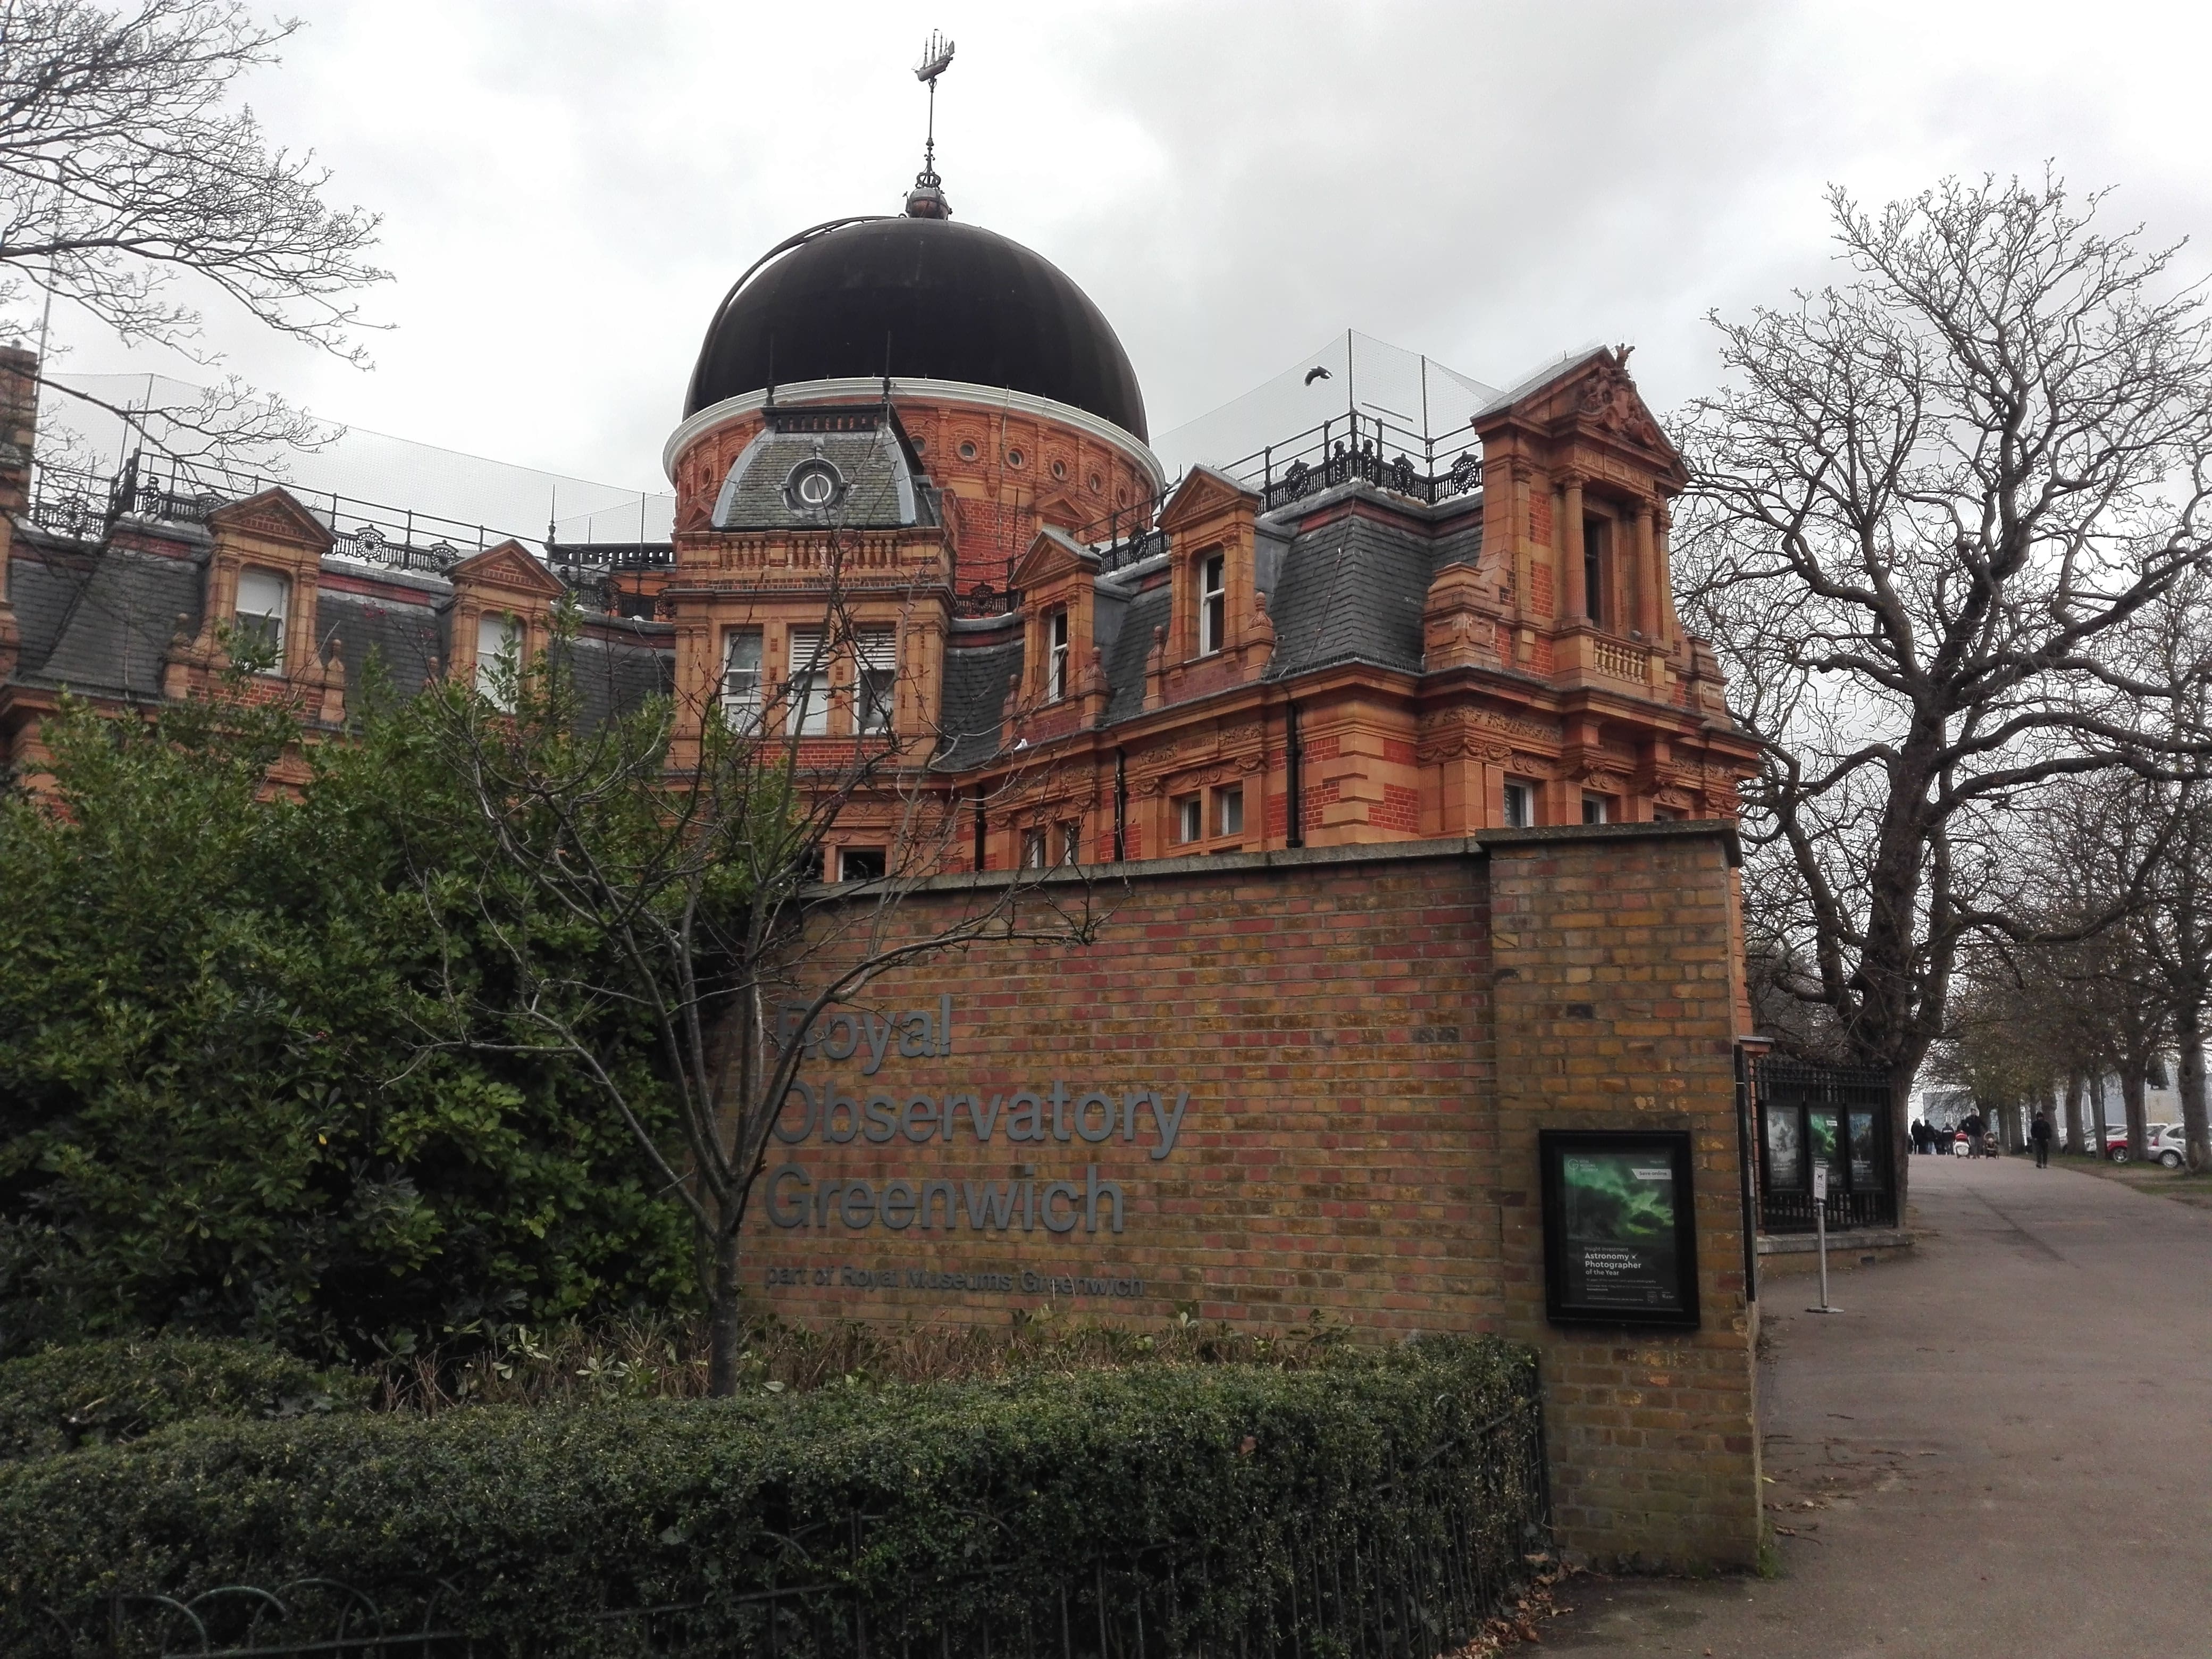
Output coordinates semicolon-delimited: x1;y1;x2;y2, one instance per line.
685;217;1147;441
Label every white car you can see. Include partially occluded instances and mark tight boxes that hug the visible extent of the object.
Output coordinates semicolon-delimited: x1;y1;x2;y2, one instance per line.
2106;1123;2176;1164
2146;1125;2190;1169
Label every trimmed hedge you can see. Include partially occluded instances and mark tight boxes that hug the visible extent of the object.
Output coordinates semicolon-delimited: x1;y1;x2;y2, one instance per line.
2;1335;1544;1659
0;1336;370;1460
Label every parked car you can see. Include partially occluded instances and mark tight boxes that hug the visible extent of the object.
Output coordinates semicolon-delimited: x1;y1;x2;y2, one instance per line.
2146;1125;2189;1168
2103;1124;2173;1163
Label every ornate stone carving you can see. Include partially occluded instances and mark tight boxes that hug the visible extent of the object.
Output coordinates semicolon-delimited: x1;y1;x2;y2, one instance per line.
1576;363;1667;452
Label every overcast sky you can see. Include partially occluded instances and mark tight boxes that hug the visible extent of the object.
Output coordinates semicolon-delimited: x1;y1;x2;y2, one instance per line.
44;0;2212;497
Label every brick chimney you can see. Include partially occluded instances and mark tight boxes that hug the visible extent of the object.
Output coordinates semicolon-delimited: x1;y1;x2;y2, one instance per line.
0;345;36;681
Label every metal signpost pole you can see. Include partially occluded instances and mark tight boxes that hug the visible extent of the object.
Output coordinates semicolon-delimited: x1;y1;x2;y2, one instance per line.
1808;1163;1841;1313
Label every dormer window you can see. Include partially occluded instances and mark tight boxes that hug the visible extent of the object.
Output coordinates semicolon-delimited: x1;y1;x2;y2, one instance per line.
234;568;288;674
784;458;844;512
1046;607;1069;702
1198;552;1226;656
476;611;520;710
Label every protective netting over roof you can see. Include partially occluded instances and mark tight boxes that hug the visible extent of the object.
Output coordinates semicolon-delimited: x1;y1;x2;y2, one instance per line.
42;372;675;547
1152;331;1499;481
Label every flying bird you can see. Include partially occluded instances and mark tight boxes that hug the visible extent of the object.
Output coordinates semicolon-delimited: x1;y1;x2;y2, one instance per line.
1304;366;1332;385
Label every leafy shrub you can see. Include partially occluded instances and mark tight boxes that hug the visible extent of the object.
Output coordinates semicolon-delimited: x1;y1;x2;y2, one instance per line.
0;684;692;1364
1;1336;1545;1659
0;1336;370;1460
376;1306;1352;1410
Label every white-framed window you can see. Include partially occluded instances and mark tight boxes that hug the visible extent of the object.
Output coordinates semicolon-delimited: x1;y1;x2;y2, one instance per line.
476;611;521;709
722;627;764;731
856;627;896;736
1046;607;1070;702
839;846;886;882
234;568;289;673
1059;822;1081;866
1503;779;1535;829
1581;793;1612;825
786;628;829;736
1198;553;1226;656
1176;794;1202;844
1216;787;1244;838
1022;827;1048;869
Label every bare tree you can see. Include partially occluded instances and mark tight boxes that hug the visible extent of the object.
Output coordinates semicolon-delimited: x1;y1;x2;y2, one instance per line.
2103;575;2212;1170
0;2;384;466
405;556;1105;1395
1675;174;2212;1194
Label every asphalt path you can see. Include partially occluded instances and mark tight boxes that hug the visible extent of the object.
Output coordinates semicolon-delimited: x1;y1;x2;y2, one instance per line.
1544;1152;2212;1657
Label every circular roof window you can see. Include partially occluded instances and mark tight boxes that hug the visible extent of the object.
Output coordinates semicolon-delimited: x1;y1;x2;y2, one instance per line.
958;440;977;461
785;458;845;511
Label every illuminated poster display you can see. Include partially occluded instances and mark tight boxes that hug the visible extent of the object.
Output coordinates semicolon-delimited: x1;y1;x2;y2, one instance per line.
1539;1130;1700;1329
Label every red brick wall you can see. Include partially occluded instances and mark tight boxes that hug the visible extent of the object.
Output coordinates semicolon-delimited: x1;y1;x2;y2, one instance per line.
747;826;1759;1569
1487;830;1762;1568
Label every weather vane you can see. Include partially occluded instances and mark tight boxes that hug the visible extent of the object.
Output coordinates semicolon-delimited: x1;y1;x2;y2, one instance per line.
907;30;956;216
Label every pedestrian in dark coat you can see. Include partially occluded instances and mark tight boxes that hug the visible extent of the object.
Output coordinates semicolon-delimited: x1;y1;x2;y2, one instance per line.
2031;1109;2054;1168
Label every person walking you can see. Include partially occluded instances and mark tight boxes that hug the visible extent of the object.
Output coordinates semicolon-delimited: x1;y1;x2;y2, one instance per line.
1911;1119;1930;1155
2031;1109;2054;1168
1963;1110;1985;1157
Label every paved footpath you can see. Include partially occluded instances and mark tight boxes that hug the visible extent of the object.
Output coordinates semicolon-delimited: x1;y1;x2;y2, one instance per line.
1544;1153;2212;1657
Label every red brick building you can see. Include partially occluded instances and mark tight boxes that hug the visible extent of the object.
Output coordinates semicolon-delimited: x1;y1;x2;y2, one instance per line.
0;178;1755;859
0;167;1771;1568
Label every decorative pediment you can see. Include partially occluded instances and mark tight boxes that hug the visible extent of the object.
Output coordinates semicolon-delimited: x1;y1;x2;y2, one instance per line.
207;488;334;551
1158;465;1258;535
1032;489;1087;533
1474;347;1683;479
1011;525;1096;591
449;538;568;600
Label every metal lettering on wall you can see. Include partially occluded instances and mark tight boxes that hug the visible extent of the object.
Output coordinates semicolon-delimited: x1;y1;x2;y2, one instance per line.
762;996;1192;1243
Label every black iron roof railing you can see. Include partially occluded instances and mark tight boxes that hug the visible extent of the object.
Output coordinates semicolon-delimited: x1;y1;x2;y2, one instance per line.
1080;408;1486;577
18;450;565;581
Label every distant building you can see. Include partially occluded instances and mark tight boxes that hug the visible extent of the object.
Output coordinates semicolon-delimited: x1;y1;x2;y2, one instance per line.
0;153;1757;869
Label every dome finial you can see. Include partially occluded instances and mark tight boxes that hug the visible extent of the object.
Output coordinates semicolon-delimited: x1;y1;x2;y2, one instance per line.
907;31;955;219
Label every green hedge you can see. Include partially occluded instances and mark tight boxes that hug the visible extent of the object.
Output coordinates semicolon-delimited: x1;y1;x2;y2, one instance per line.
0;1336;370;1460
1;1336;1544;1659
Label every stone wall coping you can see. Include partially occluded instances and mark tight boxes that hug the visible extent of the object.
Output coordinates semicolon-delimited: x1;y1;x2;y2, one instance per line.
812;818;1741;901
1756;1228;1914;1255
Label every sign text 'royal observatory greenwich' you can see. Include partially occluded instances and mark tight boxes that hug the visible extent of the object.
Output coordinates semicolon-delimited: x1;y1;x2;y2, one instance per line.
764;996;1193;1237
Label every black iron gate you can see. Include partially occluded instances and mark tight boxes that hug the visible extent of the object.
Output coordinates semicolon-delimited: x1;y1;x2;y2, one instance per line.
1753;1059;1898;1233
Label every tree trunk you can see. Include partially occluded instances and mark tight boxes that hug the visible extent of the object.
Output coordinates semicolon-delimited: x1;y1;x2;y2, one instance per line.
2122;1062;2149;1161
2179;1007;2210;1174
2063;1074;2085;1156
1889;1062;1918;1209
706;1223;744;1397
2091;1073;2110;1162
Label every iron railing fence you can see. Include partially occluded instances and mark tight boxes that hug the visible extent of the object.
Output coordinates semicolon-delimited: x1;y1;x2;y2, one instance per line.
39;1398;1547;1659
1753;1058;1899;1233
18;453;560;581
1079;411;1484;581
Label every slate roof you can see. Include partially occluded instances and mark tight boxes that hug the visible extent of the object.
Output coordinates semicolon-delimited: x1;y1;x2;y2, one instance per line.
1263;514;1434;681
564;622;676;730
320;589;445;699
1102;580;1168;725
11;542;202;697
713;424;921;531
935;631;1023;770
